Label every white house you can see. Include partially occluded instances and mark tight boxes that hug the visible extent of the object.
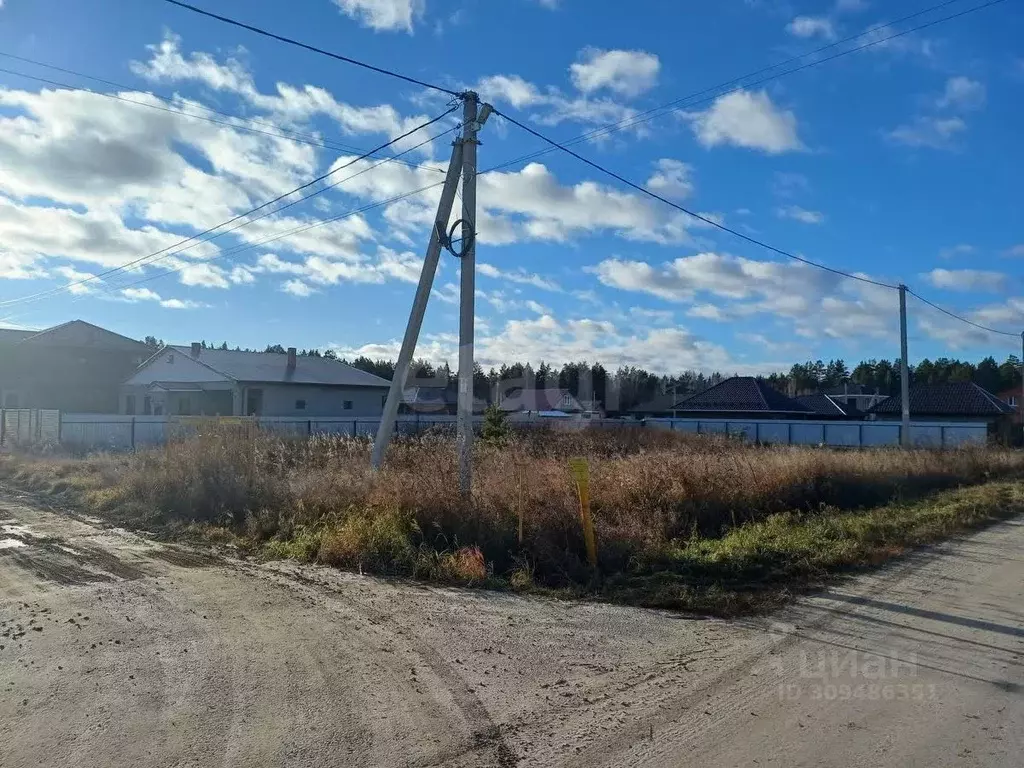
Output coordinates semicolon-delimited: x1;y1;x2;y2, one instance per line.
120;344;391;417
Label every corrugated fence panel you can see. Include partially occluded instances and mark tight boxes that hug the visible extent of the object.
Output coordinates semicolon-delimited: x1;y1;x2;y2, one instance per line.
861;424;901;447
38;412;997;452
909;425;944;448
824;423;861;447
790;424;825;445
756;423;790;444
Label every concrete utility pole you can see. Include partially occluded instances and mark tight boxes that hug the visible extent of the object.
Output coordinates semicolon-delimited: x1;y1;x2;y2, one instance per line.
457;92;480;497
1020;331;1023;447
898;283;911;448
371;138;465;471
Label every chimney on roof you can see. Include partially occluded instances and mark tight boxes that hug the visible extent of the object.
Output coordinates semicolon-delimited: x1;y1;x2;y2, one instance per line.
190;342;201;359
287;347;297;370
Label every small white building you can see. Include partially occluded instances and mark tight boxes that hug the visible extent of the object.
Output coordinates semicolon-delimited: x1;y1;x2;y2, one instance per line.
120;344;391;417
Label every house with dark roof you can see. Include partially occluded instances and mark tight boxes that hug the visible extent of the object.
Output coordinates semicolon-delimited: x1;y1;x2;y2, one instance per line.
996;387;1022;426
497;388;584;415
796;393;863;419
120;343;391;417
629;391;690;419
670;377;817;420
0;320;151;412
401;384;488;415
821;382;888;411
869;382;1016;441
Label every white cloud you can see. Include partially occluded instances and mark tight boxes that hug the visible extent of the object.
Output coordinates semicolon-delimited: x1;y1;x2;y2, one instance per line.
159;298;204;309
122;287;162;302
924;268;1008;293
53;266;100;295
861;22;935;59
0;197;184;271
592;252;901;342
887;116;965;149
478;263;562;291
686;304;729;321
939;244;975;259
936;76;986;111
177;262;231;289
684;90;804;154
229;265;256;284
971;297;1024;326
475;74;640;132
1004;245;1024;258
777;205;825;224
282;279;316;297
333;314;765;377
569;48;661;98
133;35;442;157
786;16;836;41
332;0;424;32
119;286;204;309
772;171;811;198
646;159;694;200
332;155;695;245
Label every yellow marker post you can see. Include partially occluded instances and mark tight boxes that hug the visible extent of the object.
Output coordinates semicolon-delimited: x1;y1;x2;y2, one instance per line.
568;458;598;571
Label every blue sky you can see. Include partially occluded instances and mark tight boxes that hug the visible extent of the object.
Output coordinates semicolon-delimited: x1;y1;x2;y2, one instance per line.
0;0;1021;373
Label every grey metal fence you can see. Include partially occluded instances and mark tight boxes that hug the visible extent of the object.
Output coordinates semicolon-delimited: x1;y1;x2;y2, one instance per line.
0;409;61;448
50;412;992;452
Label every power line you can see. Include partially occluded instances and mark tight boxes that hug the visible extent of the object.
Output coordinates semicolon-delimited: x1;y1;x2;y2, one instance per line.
0;106;458;308
0;57;445;176
493;107;897;290
905;288;1020;337
160;0;461;97
492;0;1009;166
99;179;454;297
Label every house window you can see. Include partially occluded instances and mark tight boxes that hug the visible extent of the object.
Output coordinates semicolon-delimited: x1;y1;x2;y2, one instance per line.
177;396;191;416
1009;396;1018;407
125;395;136;415
343;400;354;410
153;402;164;416
167;354;175;364
295;399;307;410
143;396;152;416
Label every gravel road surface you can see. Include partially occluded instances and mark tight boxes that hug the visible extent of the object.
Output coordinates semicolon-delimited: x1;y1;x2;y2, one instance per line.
1;490;1021;766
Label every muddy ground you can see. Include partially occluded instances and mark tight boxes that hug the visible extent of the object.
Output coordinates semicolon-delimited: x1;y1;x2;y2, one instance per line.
1;489;1022;766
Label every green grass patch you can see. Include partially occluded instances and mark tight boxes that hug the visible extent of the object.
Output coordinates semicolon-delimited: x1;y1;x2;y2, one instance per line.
601;481;1022;614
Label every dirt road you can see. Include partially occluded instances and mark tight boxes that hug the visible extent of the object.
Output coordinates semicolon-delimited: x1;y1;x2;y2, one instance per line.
1;490;1022;767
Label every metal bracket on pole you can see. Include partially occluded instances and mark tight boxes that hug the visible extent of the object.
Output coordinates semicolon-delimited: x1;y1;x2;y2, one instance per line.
898;283;911;448
371;138;465;470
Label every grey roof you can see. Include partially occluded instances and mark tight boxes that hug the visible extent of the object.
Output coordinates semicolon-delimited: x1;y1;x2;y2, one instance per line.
168;346;391;387
21;320;148;350
0;328;34;344
498;388;582;412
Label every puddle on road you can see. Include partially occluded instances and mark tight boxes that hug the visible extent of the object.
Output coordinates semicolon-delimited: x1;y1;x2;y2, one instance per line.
0;537;27;550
